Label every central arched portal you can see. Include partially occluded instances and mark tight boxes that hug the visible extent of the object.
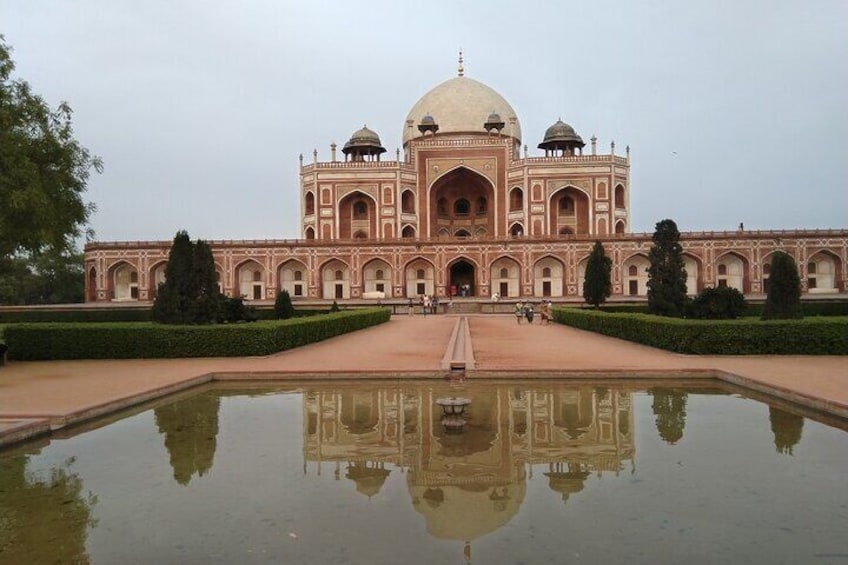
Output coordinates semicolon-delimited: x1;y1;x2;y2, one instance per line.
429;167;495;238
449;259;476;297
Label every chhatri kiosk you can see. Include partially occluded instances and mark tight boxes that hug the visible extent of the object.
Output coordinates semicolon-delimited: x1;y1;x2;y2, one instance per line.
84;56;846;303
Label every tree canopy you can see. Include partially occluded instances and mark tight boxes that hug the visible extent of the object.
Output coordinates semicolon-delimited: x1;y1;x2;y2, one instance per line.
0;249;84;305
762;251;802;320
583;240;612;307
0;37;101;260
647;219;688;317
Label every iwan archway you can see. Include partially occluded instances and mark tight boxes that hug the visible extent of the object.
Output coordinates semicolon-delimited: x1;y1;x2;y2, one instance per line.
429;167;495;238
449;259;476;297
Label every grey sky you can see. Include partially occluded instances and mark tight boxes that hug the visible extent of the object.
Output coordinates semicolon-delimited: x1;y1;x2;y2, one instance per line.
4;0;846;242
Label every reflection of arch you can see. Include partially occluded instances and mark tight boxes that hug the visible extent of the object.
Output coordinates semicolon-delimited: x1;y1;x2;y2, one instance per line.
402;225;416;238
490;256;521;298
622;254;650;296
149;261;168;298
401;189;415;214
305;191;315;215
235;259;265;300
509;187;523;211
279;259;308;298
405;258;435;297
429;167;495;238
338;191;377;239
553;389;595;440
534;256;564;297
549;186;590;235
340;392;380;435
448;257;478;297
362;258;392;295
108;261;139;301
682;253;702;295
805;249;841;292
715;252;749;293
320;259;350;299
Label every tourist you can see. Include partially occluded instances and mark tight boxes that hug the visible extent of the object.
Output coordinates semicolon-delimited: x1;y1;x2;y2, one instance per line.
408;297;414;316
432;295;439;314
525;304;535;324
423;295;431;316
514;301;523;324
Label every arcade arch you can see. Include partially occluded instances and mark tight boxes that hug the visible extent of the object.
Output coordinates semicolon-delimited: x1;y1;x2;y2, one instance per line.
806;250;841;293
682;254;702;295
279;259;308;298
109;261;139;301
405;258;435;297
363;259;392;295
534;256;564;297
549;186;590;235
236;260;265;300
429;167;495;238
715;253;748;293
490;256;521;298
321;259;350;299
622;254;650;296
339;191;377;239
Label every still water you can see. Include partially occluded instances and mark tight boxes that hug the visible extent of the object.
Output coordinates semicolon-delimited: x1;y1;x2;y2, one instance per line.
1;380;847;564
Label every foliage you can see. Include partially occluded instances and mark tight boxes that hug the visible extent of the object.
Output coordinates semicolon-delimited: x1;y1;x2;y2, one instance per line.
0;37;102;260
583;240;612;307
152;231;224;324
219;296;256;323
274;289;295;319
551;308;847;355
688;286;747;319
3;308;390;360
762;251;803;320
330;300;340;313
647;219;688;317
0;307;151;323
0;249;84;305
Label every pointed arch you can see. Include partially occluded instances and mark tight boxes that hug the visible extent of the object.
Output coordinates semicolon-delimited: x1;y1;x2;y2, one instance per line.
304;226;315;240
490;256;521;298
279;258;308;298
338;190;378;239
509;222;524;237
509;186;524;211
715;251;750;293
234;259;266;300
320;258;351;299
428;166;496;238
305;191;315;215
107;260;140;301
622;253;650;296
362;258;392;296
401;225;416;238
805;249;842;293
87;265;97;302
401;189;416;214
549;185;591;235
149;261;168;298
404;257;436;297
533;255;565;297
682;253;703;295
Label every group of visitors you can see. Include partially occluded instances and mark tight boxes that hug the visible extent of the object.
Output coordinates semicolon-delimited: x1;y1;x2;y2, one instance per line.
513;300;553;324
408;295;440;316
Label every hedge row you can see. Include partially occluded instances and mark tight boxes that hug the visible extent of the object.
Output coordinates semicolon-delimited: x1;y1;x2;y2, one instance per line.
592;300;848;317
3;308;390;360
0;308;154;324
552;308;848;355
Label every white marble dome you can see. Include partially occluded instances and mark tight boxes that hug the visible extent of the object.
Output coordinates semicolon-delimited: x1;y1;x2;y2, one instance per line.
403;76;522;145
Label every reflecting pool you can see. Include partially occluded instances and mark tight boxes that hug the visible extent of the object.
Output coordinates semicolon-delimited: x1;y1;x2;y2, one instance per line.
2;380;847;564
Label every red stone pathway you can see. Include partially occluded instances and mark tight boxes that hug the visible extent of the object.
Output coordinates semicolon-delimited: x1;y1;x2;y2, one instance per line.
1;314;845;446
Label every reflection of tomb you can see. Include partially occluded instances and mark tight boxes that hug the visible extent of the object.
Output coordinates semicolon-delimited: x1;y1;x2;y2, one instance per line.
303;383;634;541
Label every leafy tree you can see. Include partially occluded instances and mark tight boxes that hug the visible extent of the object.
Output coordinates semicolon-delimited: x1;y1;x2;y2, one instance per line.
0;250;84;305
647;219;688;317
153;231;223;324
762;251;802;320
688;286;747;319
275;289;295;319
583;240;612;307
0;37;102;260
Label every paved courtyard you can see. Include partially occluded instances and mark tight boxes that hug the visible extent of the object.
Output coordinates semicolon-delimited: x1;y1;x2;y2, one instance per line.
1;314;845;446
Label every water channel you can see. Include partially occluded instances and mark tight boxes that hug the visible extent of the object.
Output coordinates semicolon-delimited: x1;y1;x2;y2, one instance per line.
2;379;846;564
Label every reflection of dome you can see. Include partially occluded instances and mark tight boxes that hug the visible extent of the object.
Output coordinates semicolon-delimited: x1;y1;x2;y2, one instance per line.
544;470;590;503
404;76;521;144
410;483;526;541
346;463;391;499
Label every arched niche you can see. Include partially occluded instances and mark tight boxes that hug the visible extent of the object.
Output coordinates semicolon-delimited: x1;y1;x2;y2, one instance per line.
549;186;590;235
428;167;495;238
338;191;377;239
534;256;565;297
235;260;265;300
404;258;435;297
490;256;521;298
362;258;392;295
321;259;350;299
279;259;308;298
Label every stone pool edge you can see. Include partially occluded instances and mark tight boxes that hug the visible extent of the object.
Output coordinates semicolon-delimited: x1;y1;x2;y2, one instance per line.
2;368;845;450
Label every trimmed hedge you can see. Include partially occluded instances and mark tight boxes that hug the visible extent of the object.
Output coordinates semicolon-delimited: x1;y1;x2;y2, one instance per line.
3;308;390;360
0;308;153;324
553;308;848;355
590;300;848;318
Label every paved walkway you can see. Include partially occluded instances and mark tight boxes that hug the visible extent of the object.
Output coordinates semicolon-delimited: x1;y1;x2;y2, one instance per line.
1;314;845;446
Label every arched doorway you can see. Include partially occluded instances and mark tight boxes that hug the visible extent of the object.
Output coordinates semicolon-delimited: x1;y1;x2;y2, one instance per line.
449;259;475;297
429;167;495;238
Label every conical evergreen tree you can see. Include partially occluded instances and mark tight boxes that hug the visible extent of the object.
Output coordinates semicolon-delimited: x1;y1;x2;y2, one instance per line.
583;240;612;307
762;251;802;320
190;239;222;323
153;231;223;324
647;219;688;317
275;289;295;319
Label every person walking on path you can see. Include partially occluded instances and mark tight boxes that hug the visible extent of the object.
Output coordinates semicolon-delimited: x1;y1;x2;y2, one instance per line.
514;301;524;324
408;298;414;316
525;303;535;324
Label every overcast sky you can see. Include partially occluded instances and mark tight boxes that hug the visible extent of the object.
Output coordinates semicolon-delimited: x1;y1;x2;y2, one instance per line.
4;0;846;242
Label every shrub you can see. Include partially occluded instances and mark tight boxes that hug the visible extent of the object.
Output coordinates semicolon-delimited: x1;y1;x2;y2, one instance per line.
552;307;847;355
274;290;295;319
330;300;340;313
3;308;390;360
647;219;688;317
762;251;802;320
583;240;612;307
688;286;747;319
219;296;257;323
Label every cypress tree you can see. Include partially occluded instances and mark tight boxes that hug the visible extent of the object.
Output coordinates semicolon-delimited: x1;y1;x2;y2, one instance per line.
762;251;802;320
583;240;612;307
153;231;223;324
647;219;688;317
274;289;295;319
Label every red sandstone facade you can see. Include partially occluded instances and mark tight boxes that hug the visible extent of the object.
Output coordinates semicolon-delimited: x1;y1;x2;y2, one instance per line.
83;67;847;303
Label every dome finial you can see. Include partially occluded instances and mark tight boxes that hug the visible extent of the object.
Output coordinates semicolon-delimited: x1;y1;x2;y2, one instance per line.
458;49;464;77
